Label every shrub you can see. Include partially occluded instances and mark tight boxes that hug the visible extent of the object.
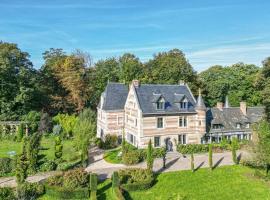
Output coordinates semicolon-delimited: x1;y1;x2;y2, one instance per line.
90;190;97;200
153;147;166;158
240;158;265;169
122;150;140;165
191;153;194;172
232;138;238;164
56;160;81;171
112;171;120;188
16;182;45;199
16;153;28;184
100;134;119;149
209;144;213;170
119;168;154;191
0;157;15;175
90;173;98;191
39;160;57;172
112;187;125;200
0;187;16;200
16;124;24;142
45;185;89;199
147;140;154;172
54;136;63;160
63;168;89;188
177;144;209;154
47;173;64;186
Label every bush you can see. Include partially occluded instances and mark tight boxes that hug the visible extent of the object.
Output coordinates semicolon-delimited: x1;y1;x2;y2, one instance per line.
56;160;81;171
0;187;16;200
177;144;209;154
122;150;141;165
47;168;89;188
16;182;45;199
45;185;89;199
240;159;265;169
99;134;119;149
119;168;154;191
147;140;154;171
90;173;98;191
0;157;15;175
90;190;97;200
112;171;120;188
39;160;57;172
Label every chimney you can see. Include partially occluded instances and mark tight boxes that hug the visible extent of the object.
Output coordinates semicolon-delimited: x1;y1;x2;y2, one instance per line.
224;96;230;108
132;80;140;87
179;80;185;85
216;102;223;110
240;101;247;115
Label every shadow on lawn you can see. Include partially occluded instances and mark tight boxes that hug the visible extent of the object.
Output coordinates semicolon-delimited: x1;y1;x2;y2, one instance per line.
156;157;180;173
195;161;205;172
213;157;224;169
97;180;112;200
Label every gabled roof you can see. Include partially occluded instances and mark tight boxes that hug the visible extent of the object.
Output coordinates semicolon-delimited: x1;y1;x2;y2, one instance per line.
206;107;264;133
134;84;197;115
98;82;128;111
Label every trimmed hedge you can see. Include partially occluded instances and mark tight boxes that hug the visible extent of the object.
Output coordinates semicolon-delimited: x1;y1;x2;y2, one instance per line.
119;168;154;191
45;185;89;199
177;144;209;154
122;150;141;165
56;159;81;171
112;187;125;200
0;157;15;176
17;182;45;199
0;187;16;200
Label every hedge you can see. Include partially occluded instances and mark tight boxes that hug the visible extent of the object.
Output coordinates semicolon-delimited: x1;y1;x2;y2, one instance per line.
56;159;81;171
45;185;89;199
177;144;209;154
0;187;16;200
0;157;15;176
119;168;154;191
90;190;97;200
112;187;125;200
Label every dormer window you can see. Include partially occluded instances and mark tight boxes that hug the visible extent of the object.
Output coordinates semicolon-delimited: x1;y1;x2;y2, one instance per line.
236;123;241;129
180;102;187;109
213;124;222;129
246;123;250;129
156;98;165;110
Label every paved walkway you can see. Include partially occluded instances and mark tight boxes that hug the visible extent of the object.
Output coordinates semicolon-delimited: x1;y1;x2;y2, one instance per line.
0;171;59;188
85;147;247;180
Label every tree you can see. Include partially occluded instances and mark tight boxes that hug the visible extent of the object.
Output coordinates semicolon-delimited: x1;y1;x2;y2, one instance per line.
112;171;120;188
0;42;42;120
54;136;63;161
256;57;270;121
142;49;198;90
147;140;154;172
21;111;41;135
209;144;213;170
253;120;270;175
89;173;98;197
26;133;42;173
119;53;143;84
74;109;96;166
38;112;52;134
191;153;194;172
231;138;238;165
199;63;261;107
53;114;78;139
16;137;29;184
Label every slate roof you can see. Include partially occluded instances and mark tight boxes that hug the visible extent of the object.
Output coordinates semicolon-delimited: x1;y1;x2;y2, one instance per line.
98;83;128;111
134;84;197;115
206;107;264;133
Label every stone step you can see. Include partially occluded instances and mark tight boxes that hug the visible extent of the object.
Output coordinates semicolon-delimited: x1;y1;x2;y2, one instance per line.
166;151;181;158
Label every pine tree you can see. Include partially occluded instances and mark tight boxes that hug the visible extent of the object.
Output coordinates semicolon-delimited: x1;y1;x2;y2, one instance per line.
232;139;238;164
191;153;194;172
54;136;63;161
147;139;154;172
209;144;213;170
112;171;120;188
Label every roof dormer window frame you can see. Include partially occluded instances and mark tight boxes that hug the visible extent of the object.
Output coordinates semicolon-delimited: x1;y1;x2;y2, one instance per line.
180;97;188;110
156;97;165;110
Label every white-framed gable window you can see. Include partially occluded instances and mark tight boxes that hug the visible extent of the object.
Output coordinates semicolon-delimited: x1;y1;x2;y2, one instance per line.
236;123;241;129
157;117;164;128
179;98;188;109
246;123;250;128
156;97;165;110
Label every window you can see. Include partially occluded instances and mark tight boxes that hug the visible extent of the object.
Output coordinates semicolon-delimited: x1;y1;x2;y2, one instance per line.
100;129;104;139
157;101;165;110
128;133;136;145
213;124;222;129
237;134;241;141
135;118;137;127
236;123;241;129
154;136;160;147
246;123;250;128
157;117;163;128
180;102;187;109
118;117;123;125
179;116;187;127
178;134;186;144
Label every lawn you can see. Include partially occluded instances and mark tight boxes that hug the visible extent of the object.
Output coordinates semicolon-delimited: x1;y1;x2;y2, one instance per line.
0;136;79;162
125;166;270;200
103;147;122;164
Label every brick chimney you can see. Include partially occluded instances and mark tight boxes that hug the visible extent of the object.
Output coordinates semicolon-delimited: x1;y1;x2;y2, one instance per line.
240;101;247;115
216;102;223;110
179;80;185;85
132;80;140;87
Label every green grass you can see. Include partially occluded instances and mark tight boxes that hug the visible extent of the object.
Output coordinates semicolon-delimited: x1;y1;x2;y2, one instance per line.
103;147;122;164
0;136;79;162
125;165;270;200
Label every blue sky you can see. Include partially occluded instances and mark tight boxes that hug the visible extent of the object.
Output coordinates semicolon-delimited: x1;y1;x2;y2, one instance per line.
0;0;270;71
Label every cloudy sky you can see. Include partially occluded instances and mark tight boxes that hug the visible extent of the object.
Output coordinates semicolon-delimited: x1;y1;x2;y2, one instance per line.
0;0;270;71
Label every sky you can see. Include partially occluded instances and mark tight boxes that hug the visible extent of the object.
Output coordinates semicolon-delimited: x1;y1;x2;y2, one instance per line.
0;0;270;72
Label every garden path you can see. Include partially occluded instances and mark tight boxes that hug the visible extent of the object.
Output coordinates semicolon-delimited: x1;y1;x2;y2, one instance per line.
86;148;248;180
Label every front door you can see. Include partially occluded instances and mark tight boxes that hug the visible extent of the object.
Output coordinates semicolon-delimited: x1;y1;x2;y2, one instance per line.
165;138;173;152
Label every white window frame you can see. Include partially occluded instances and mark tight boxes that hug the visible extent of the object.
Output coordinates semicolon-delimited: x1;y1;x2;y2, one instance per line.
157;117;164;128
179;116;188;127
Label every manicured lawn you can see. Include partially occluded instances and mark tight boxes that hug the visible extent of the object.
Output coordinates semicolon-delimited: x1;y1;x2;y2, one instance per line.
0;136;79;162
103;147;122;164
125;166;270;200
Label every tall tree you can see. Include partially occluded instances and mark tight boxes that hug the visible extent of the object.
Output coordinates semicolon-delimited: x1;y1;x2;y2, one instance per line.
142;49;198;89
256;57;270;121
119;53;143;84
199;63;261;107
0;42;42;120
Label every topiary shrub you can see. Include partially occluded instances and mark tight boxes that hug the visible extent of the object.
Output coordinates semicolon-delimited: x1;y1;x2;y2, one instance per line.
45;186;89;199
0;157;15;176
177;144;209;154
63;168;89;188
16;182;45;200
147;140;154;172
209;144;213;170
99;134;119;149
191;153;194;172
54;136;63;160
119;168;154;191
122;150;140;165
113;187;125;200
89;173;98;191
39;160;57;172
0;187;16;200
112;171;120;188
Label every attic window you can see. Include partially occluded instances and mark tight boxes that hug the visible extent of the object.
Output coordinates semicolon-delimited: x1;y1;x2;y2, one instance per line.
156;98;165;110
213;124;222;129
236;123;241;129
246;123;250;129
180;102;187;109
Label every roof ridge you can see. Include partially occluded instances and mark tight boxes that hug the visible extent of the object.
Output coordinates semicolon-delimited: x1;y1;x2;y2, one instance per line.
139;83;187;87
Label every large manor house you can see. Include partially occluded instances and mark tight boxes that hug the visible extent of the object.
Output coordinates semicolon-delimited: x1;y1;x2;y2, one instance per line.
97;80;264;150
